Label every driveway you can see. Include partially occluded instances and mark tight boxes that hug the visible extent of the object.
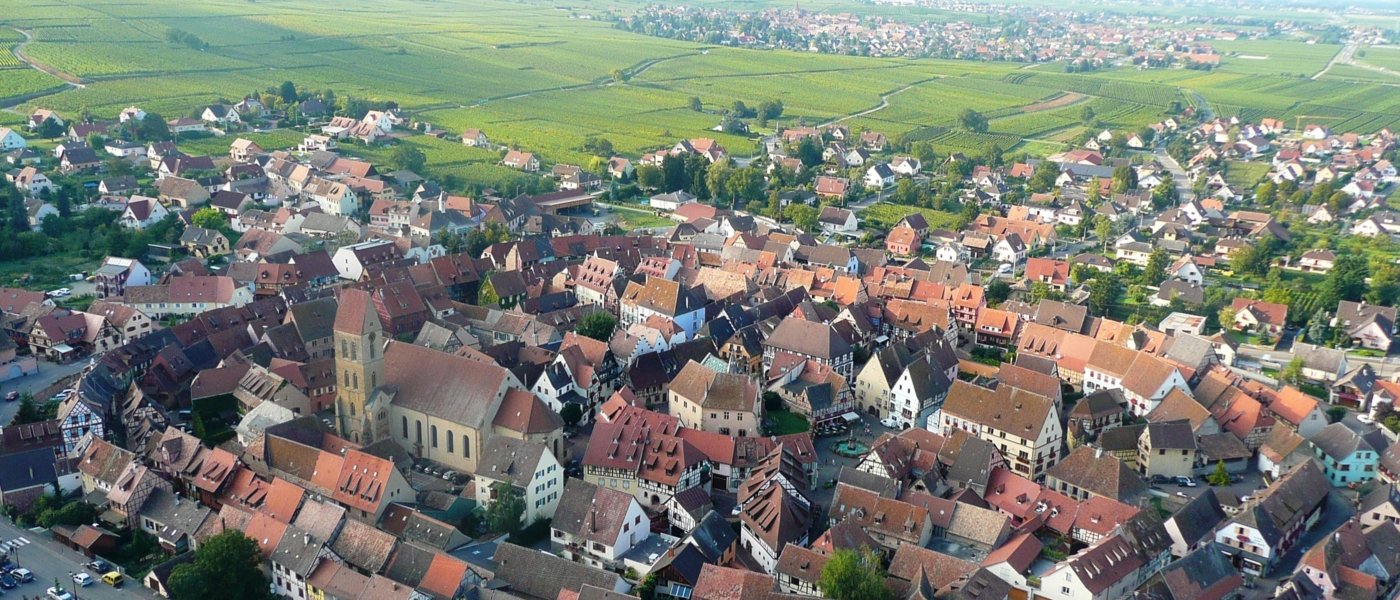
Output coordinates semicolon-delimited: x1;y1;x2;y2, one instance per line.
0;519;154;599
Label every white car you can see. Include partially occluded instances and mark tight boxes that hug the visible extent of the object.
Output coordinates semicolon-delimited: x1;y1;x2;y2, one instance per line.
72;573;93;587
1358;413;1375;424
879;417;900;429
48;288;71;298
47;587;74;600
997;263;1013;274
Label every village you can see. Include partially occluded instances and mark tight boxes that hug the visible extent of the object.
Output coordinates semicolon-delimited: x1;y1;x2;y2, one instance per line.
0;61;1399;600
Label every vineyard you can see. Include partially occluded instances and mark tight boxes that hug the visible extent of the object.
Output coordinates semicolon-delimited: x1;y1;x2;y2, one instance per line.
860;203;961;231
0;69;66;101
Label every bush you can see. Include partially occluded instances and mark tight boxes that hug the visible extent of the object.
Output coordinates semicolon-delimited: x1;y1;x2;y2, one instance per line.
508;518;551;546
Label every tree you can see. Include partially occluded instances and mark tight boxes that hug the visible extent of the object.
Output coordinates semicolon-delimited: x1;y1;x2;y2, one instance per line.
138;112;171;141
1323;254;1369;306
985;279;1011;306
1029;281;1055;304
662;155;688;193
191;207;228;231
391;144;427;174
168;531;272;600
38;119;64;139
1306;308;1331;344
818;548;893;600
1094;216;1113;252
1281;357;1304;385
578;312;617;342
1111;165;1137;194
279;81;299;104
1142;248;1169;286
787;204;818;232
13;394;43;425
688;96;702;112
794;136;823;167
560;403;584;427
1151;177;1176;209
636;164;663;190
486;482;527;535
1087;273;1122;316
1028;164;1060;193
1207;461;1231;486
1079;105;1096;124
957;109;988;133
610;68;627;82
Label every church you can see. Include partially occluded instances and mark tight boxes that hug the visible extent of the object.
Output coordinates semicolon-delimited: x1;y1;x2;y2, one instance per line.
333;288;563;474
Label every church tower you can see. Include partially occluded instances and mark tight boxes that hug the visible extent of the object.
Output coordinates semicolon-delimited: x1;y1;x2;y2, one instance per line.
333;288;385;444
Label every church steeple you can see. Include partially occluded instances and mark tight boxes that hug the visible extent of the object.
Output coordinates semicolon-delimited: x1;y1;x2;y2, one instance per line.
333;288;384;444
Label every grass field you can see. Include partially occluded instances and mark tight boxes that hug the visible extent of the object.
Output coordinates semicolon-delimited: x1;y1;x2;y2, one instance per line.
3;0;1397;184
1357;47;1400;72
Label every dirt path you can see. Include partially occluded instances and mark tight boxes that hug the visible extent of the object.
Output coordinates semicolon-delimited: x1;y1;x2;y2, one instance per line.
819;76;943;127
10;28;86;87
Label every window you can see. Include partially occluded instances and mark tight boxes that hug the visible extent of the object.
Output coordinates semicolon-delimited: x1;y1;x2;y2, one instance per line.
431;425;438;448
447;432;454;454
416;421;423;445
463;434;470;458
401;416;408;437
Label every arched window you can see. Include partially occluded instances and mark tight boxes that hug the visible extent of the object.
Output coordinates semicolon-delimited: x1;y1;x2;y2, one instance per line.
352;373;358;390
341;339;348;356
350;343;357;361
415;421;423;445
401;416;408;438
371;373;376;389
431;425;438;449
447;431;454;454
463;434;470;458
349;402;356;416
343;371;349;387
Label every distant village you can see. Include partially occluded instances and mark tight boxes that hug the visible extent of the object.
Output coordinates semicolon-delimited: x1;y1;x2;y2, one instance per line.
0;67;1399;600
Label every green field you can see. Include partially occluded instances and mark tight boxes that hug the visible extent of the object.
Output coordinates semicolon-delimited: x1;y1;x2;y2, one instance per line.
1357;46;1400;72
3;0;1398;184
860;203;961;231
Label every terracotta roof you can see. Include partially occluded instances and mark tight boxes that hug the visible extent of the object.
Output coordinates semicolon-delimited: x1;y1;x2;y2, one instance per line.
888;544;978;589
382;341;509;430
692;564;777;600
1047;446;1148;502
331;517;396;573
261;477;306;523
491;389;564;434
942;380;1054;440
245;511;289;558
332;448;396;514
553;479;638;545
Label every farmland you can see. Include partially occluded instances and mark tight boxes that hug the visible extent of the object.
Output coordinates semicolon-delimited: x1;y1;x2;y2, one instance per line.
859;203;961;232
2;0;1399;183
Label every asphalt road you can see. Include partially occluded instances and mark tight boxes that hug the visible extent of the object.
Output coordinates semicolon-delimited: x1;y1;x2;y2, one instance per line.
0;519;151;599
0;359;91;426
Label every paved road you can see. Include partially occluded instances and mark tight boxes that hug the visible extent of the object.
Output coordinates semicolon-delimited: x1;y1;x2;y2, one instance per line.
0;359;91;425
1314;39;1358;80
0;520;151;599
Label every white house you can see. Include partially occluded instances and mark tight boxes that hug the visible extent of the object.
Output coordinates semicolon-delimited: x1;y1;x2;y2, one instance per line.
649;190;696;211
13;166;54;196
475;437;563;525
200;105;241;126
120;197;169;230
992;234;1027;265
890;156;921;176
0;128;25;151
817;206;858;237
863;163;895;189
551;479;650;571
118;107;146;123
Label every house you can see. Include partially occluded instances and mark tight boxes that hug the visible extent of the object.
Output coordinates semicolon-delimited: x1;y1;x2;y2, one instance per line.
737;454;811;573
886;225;920;258
28;109;63;131
475;437;562;525
1298;249;1336;274
764;318;855;381
890;155;921;176
1309;423;1378;487
991;234;1027;266
551;478;650;571
157;176;211;209
502;150;540;172
0;127;25;151
229;138;263;162
863;163;895;188
1229;298;1288;336
817;206;858;236
13;166;54;196
1046;446;1147;503
460;128;488;147
649;190;696;211
973;307;1019;348
828;483;933;551
493;542;628;598
1163;490;1228;559
815;176;850;199
1291;342;1349;383
1136;421;1196;479
200;104;241;126
620;276;706;340
1025;258;1070;291
668;360;760;437
118;276;254;318
1215;460;1329;576
93;256;152;298
1336;300;1397;352
1136;543;1243;600
937;380;1061;481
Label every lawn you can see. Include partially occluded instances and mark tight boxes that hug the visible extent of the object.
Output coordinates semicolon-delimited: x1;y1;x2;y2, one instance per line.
768;410;810;435
0;253;102;290
611;206;674;231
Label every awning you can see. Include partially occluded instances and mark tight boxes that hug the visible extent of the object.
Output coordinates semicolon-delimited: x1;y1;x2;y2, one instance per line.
841;412;861;423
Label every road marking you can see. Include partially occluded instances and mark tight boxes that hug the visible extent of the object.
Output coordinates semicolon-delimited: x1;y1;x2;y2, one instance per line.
13;537;28;545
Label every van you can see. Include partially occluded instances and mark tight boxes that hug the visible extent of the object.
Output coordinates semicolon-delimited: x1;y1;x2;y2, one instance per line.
102;572;123;587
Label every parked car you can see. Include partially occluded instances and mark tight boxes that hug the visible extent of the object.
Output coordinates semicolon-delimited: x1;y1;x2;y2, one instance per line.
47;587;74;600
47;288;71;298
0;572;16;589
4;391;17;402
102;572;123;587
72;573;93;587
84;560;109;574
879;417;899;429
11;568;33;583
1175;476;1197;488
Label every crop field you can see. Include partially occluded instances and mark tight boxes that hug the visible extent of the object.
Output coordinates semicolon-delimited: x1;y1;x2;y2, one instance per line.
860;203;961;231
1206;39;1341;77
3;0;1399;184
1357;47;1400;72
